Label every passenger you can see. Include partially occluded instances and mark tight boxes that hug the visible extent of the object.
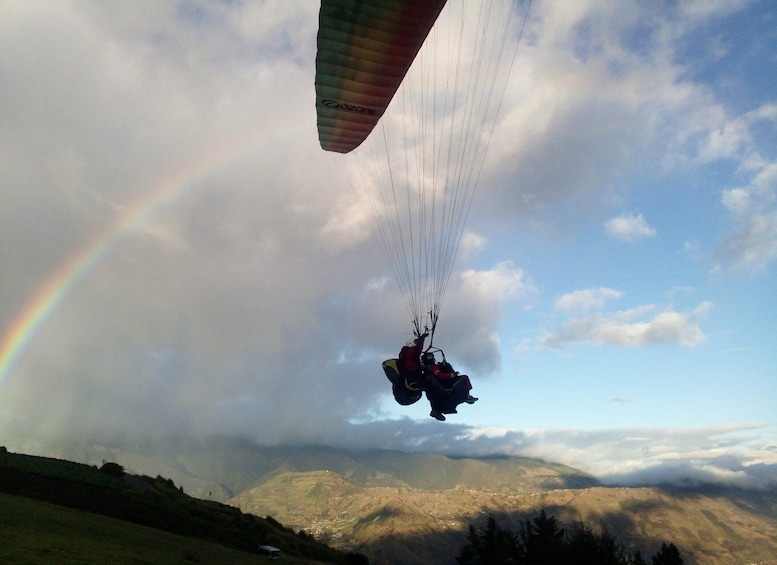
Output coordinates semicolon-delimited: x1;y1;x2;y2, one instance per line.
422;352;477;421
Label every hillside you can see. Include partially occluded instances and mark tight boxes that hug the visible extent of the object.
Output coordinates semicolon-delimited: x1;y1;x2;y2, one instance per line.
0;447;365;564
7;438;777;565
230;473;777;565
1;492;297;565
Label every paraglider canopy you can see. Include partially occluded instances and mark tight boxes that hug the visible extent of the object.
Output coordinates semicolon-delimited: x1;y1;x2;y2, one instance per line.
315;0;447;153
315;0;531;342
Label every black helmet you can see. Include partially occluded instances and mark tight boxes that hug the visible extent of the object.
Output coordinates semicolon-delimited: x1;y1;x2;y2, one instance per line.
422;352;435;365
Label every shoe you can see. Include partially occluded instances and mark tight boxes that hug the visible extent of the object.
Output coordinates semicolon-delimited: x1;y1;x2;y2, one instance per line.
430;410;445;421
464;395;478;404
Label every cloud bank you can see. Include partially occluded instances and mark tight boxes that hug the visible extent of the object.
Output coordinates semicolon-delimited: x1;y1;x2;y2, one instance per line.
543;289;712;349
342;421;777;490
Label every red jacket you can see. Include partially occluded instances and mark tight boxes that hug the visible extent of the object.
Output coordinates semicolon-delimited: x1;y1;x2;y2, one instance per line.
398;334;426;375
428;363;456;380
429;363;472;390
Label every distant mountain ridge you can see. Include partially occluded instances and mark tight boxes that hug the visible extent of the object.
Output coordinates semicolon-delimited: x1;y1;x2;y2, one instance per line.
29;436;599;499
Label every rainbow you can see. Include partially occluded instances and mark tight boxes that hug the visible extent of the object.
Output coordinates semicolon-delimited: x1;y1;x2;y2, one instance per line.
0;129;289;387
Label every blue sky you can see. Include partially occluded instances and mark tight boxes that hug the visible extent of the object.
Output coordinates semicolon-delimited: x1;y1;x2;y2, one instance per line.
1;0;775;488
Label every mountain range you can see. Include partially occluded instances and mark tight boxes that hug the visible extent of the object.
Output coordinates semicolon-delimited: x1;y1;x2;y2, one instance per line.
9;436;777;565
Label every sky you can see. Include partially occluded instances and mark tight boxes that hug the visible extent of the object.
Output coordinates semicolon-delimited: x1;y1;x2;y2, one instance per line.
1;0;776;489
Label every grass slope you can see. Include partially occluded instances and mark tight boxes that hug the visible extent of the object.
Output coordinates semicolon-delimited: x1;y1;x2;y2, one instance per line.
0;493;283;565
0;448;365;564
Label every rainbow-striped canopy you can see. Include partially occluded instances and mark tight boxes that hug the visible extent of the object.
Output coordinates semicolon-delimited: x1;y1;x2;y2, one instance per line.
315;0;447;153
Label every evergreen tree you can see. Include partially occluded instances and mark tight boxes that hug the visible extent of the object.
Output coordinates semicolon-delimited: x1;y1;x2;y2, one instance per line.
652;543;683;565
457;525;480;565
566;522;626;565
483;516;520;564
522;510;566;564
456;516;519;565
457;511;683;565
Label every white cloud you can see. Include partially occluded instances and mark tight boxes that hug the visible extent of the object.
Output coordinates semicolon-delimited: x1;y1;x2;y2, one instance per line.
714;157;777;274
721;187;751;216
458;230;487;259
696;116;751;163
479;0;771;230
319;190;375;250
461;261;536;302
542;301;712;349
604;213;657;241
676;98;777;275
428;262;538;373
512;424;777;489
715;212;777;273
554;287;622;313
323;421;777;490
745;103;777;124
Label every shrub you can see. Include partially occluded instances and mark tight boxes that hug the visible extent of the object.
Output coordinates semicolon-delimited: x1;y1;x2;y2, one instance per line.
99;462;125;478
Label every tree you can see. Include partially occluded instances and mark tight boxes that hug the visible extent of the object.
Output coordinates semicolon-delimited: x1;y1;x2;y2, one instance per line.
522;510;566;564
344;552;370;565
652;543;683;565
566;522;627;565
457;525;480;565
456;516;519;564
457;511;683;565
99;461;124;478
482;516;520;564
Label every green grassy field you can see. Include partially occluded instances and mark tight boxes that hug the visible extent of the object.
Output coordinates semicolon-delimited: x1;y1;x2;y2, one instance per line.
0;493;276;564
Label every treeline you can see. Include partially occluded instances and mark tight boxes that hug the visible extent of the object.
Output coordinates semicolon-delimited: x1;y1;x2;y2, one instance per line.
457;511;683;565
